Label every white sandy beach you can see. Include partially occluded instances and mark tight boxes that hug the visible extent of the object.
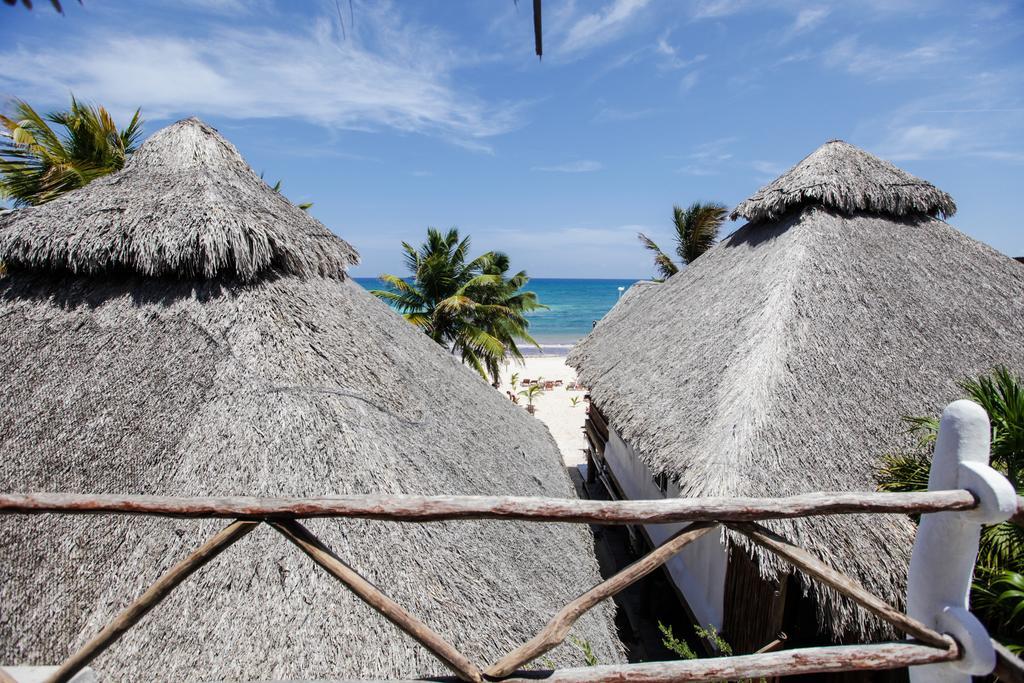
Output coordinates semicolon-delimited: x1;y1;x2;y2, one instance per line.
497;355;589;467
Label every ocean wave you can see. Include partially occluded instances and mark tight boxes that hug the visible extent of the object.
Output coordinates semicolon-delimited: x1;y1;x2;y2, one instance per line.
521;343;577;355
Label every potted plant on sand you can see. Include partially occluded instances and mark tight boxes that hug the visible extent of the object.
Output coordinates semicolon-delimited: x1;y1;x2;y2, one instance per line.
519;383;543;415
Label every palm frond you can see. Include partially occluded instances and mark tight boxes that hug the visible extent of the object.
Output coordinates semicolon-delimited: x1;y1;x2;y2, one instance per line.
0;96;144;206
638;232;679;279
979;522;1024;572
673;201;727;265
379;226;544;379
875;450;931;493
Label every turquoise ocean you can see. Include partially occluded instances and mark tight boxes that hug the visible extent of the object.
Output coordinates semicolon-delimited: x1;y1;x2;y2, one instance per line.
355;277;640;353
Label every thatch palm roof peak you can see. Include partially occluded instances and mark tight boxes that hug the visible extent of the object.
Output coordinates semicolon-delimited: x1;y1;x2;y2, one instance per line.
730;139;956;223
0;117;358;282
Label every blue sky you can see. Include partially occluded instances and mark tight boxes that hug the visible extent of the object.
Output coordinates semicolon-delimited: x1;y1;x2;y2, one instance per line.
2;0;1022;278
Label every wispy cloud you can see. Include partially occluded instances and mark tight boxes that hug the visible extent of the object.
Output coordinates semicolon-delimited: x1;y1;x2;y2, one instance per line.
863;69;1024;163
687;137;737;162
532;160;604;173
750;160;787;179
476;224;659;276
875;125;960;161
0;6;519;149
558;0;651;55
655;35;707;70
690;0;750;20
785;7;829;38
680;71;701;92
824;35;959;80
594;107;663;122
669;137;736;175
676;165;719;176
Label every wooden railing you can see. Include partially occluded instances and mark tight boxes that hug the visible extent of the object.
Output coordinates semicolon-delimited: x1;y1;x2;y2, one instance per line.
0;490;1022;683
0;400;1022;683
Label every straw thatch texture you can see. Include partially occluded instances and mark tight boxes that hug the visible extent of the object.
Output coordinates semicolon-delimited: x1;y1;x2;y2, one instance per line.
570;202;1024;641
0;119;624;680
0;118;357;282
731;140;956;223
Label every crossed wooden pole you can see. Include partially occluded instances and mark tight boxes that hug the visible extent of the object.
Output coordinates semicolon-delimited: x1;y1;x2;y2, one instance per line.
1;489;1015;683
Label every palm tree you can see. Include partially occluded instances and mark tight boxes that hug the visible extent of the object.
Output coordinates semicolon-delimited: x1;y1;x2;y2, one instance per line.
638;201;728;280
519;383;543;414
0;97;143;206
371;228;544;385
466;251;544;383
876;367;1024;653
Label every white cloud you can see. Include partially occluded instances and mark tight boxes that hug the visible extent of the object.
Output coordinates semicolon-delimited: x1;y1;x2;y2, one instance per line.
680;71;700;92
788;7;829;36
751;160;787;176
559;0;651;55
532;160;604;173
856;69;1024;163
0;6;519;148
655;35;675;57
690;0;750;20
824;36;958;80
594;107;662;122
676;165;719;176
687;137;738;161
473;224;661;277
655;34;707;70
875;124;961;161
169;0;258;13
668;137;736;174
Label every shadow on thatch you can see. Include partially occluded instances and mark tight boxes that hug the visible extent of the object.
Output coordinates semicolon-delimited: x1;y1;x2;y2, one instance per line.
0;268;253;309
724;208;936;250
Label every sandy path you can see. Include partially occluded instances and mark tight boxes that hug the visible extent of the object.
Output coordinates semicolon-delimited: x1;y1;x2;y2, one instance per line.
496;355;589;466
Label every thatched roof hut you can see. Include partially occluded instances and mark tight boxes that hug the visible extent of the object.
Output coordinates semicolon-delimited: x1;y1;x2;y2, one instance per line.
0;118;624;680
570;140;1024;648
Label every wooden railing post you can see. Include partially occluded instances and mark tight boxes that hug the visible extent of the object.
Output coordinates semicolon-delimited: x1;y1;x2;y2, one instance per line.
44;520;257;683
906;400;1018;683
270;520;483;683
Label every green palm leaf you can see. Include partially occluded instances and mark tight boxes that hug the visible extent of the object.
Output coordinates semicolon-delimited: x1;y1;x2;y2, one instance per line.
0;97;144;206
638;232;679;280
876;367;1024;653
673;201;727;265
371;226;544;385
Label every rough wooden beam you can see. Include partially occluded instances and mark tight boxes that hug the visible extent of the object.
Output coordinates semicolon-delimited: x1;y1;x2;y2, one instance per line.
302;641;958;682
269;520;482;683
487;522;715;677
0;489;979;524
500;641;957;680
755;634;788;653
45;520;257;683
727;521;953;650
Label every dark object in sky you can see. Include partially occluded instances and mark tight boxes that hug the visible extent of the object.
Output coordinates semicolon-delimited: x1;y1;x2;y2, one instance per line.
533;0;543;58
515;0;543;59
3;0;77;13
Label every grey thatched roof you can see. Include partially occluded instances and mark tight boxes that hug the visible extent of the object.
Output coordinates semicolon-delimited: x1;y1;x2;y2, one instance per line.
0;118;357;282
610;280;659;313
731;140;956;223
0;120;624;680
570;149;1024;642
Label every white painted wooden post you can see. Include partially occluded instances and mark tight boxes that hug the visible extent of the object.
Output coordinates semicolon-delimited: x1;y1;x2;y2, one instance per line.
907;399;1017;682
